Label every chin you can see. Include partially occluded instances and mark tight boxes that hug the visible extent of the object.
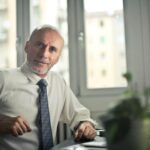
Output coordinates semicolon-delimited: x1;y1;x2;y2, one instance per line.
31;67;49;76
28;63;52;76
36;69;49;75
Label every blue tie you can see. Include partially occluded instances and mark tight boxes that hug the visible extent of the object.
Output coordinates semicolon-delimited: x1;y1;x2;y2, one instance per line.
37;79;53;150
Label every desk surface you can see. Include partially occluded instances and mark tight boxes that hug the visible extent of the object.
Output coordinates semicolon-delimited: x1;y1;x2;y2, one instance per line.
52;136;107;150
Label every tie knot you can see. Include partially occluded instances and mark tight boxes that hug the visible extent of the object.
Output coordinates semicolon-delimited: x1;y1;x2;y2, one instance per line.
37;79;48;87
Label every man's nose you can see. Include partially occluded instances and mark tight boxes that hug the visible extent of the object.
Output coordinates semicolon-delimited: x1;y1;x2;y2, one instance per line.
40;46;50;57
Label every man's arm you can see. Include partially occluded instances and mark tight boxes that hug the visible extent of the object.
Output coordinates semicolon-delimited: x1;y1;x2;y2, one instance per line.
0;115;31;136
0;72;31;137
74;121;96;142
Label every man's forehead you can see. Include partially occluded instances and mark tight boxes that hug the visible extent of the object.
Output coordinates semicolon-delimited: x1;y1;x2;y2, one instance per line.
34;30;63;42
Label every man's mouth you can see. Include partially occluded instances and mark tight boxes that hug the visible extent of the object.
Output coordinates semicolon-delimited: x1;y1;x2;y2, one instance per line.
35;60;48;65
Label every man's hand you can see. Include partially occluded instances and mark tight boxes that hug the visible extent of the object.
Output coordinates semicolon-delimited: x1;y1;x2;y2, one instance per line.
74;121;96;142
0;115;31;137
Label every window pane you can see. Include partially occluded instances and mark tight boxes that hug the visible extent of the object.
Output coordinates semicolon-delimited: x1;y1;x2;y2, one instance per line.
84;0;127;88
0;0;16;68
30;0;69;84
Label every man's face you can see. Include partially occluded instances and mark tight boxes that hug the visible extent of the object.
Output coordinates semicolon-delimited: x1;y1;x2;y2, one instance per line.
25;30;64;77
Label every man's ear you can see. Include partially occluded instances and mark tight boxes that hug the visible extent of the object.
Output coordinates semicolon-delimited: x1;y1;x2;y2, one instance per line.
25;41;29;53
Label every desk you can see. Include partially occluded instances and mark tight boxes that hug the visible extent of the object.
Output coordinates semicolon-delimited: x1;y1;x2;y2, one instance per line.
52;136;107;150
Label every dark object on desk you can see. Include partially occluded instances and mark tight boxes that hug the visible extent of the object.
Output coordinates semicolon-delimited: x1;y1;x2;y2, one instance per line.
96;129;105;137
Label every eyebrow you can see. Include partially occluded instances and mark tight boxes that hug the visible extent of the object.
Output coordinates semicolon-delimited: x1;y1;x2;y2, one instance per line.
35;41;58;50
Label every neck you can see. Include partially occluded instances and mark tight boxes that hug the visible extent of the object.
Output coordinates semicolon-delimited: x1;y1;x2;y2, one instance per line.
38;73;47;78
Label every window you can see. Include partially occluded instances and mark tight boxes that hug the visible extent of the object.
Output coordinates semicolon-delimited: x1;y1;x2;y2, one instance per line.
0;0;16;68
84;0;127;89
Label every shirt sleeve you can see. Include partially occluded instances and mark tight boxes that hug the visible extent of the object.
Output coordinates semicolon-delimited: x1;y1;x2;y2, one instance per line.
59;81;97;130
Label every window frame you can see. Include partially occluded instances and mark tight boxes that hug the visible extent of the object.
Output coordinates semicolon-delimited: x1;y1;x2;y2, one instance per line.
16;0;30;66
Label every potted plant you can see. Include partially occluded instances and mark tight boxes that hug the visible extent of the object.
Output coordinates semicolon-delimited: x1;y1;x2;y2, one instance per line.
100;73;150;150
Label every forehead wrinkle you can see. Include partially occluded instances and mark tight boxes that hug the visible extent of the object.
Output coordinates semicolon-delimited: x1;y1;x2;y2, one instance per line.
34;31;63;45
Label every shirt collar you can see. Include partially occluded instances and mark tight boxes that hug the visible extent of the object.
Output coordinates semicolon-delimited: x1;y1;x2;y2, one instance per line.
21;61;49;85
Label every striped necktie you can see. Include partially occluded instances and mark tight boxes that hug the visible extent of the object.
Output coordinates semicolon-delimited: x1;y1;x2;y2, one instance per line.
37;79;53;150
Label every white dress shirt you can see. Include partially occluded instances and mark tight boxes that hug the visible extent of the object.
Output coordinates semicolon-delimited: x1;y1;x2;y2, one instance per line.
0;62;95;150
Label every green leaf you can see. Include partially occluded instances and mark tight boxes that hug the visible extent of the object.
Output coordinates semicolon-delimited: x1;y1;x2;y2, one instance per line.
122;72;132;83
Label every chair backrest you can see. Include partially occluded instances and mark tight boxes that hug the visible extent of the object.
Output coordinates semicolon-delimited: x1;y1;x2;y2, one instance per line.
56;122;72;144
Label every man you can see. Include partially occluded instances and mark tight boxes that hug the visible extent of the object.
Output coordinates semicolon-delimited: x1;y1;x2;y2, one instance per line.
0;25;96;150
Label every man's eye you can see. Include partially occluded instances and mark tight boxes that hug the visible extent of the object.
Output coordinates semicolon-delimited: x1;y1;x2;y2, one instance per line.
37;43;45;49
49;46;56;52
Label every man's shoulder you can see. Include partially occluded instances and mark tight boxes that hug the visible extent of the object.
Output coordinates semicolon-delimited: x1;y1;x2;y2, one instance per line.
0;67;21;76
0;67;23;81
